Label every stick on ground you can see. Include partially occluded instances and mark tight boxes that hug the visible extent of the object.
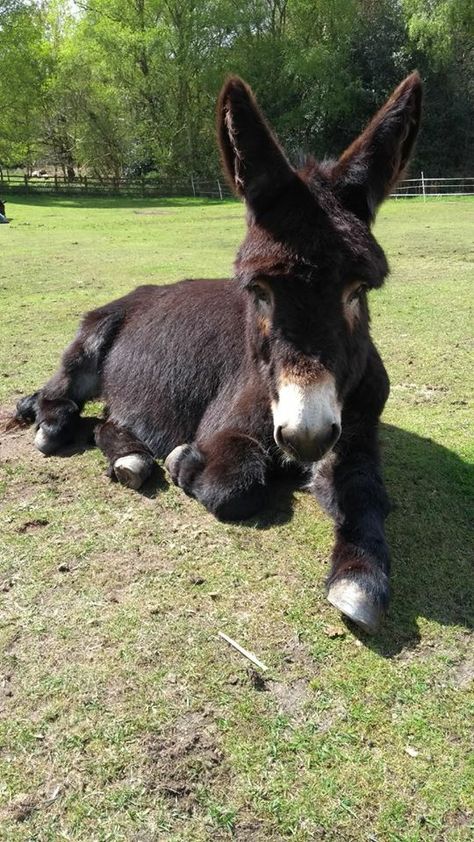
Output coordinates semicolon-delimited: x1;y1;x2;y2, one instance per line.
218;631;269;672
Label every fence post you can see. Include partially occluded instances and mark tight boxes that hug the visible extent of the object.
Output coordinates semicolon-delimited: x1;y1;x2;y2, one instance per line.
421;170;426;202
24;174;29;193
191;175;196;197
217;179;223;200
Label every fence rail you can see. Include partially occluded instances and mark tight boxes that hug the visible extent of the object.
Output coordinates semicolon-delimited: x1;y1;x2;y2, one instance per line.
0;172;232;199
0;172;473;200
391;176;474;197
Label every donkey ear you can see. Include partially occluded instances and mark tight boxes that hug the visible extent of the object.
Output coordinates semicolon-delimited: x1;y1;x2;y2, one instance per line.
334;72;423;223
217;76;296;214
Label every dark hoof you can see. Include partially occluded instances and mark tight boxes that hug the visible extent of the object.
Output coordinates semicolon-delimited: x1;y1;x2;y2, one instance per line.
326;578;383;634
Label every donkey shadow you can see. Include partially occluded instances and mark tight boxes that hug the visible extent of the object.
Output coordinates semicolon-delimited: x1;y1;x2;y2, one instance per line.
47;417;472;656
354;423;473;656
247;422;472;656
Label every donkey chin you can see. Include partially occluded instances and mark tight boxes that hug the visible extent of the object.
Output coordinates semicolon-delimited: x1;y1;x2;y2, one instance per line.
271;378;342;464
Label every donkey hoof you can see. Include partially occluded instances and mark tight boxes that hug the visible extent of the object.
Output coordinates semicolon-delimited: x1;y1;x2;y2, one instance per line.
114;454;153;490
164;444;188;479
34;426;55;455
326;578;382;634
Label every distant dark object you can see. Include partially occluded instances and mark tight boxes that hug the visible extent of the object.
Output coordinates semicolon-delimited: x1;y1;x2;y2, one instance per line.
15;72;423;635
124;159;155;178
0;198;8;223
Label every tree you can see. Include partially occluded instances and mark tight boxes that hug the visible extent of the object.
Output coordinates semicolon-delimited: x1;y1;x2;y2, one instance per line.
0;1;48;169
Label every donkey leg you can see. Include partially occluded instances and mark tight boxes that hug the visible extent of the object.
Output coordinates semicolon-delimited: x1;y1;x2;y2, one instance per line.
15;350;91;453
15;391;41;425
95;420;155;490
17;311;122;455
166;430;269;521
324;437;391;634
314;355;391;633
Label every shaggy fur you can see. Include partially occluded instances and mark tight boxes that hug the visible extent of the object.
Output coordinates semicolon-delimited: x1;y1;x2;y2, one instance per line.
15;72;422;631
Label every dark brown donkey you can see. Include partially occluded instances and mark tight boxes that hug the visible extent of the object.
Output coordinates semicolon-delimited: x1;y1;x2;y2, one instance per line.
15;73;422;633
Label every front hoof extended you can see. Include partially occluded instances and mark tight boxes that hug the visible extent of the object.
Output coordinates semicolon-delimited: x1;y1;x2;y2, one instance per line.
326;578;383;634
114;453;154;490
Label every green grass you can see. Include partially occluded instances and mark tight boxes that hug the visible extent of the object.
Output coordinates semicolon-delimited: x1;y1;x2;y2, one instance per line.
0;195;473;841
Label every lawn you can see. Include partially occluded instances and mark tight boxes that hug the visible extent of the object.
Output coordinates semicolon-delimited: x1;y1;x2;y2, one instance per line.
0;195;472;841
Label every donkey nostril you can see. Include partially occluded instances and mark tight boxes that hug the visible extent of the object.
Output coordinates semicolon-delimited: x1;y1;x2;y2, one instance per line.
275;425;298;457
331;423;342;444
275;425;289;449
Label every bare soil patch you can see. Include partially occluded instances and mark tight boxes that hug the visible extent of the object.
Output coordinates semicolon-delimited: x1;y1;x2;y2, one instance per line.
1;407;35;460
0;783;63;823
147;709;224;812
267;677;310;722
450;653;474;689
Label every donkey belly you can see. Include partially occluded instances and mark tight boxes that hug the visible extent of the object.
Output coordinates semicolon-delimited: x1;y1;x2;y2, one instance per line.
101;279;246;457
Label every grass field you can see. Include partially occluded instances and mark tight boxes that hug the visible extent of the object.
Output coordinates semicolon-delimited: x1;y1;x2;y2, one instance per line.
0;195;473;841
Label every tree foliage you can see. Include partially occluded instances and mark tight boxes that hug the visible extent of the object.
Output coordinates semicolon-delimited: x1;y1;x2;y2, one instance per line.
0;0;472;177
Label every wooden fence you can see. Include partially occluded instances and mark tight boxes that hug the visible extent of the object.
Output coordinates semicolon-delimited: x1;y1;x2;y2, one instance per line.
0;172;232;199
0;172;473;200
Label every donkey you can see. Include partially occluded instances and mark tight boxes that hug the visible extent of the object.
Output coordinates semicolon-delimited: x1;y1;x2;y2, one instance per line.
14;72;422;633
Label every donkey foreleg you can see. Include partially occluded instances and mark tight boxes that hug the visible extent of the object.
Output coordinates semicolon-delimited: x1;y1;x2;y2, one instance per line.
313;415;391;634
95;420;155;490
312;345;391;633
166;430;269;521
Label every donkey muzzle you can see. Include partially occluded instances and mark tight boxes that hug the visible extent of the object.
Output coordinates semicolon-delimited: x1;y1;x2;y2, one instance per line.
275;421;341;463
272;377;342;463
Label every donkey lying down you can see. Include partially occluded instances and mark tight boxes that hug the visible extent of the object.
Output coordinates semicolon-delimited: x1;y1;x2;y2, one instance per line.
16;73;422;633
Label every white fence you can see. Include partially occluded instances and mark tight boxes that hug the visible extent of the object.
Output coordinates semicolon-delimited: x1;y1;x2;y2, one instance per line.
391;175;474;198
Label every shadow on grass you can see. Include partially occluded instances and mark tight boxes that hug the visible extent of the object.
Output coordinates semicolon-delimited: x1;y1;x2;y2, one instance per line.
2;194;238;211
51;416;169;499
359;423;473;656
244;423;472;656
52;416;99;456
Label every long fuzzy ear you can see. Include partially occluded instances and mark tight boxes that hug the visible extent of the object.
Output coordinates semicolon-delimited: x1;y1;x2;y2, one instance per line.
217;76;296;215
333;72;423;222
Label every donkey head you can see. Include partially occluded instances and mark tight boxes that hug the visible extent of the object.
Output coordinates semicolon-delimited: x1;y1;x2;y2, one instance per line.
218;73;422;462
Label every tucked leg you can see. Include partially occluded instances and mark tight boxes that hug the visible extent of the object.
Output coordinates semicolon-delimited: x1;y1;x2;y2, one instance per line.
95;420;155;490
165;377;273;521
166;430;270;521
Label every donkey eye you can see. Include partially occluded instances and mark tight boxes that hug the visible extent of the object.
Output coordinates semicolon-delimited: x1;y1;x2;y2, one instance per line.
249;283;271;306
346;284;367;305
